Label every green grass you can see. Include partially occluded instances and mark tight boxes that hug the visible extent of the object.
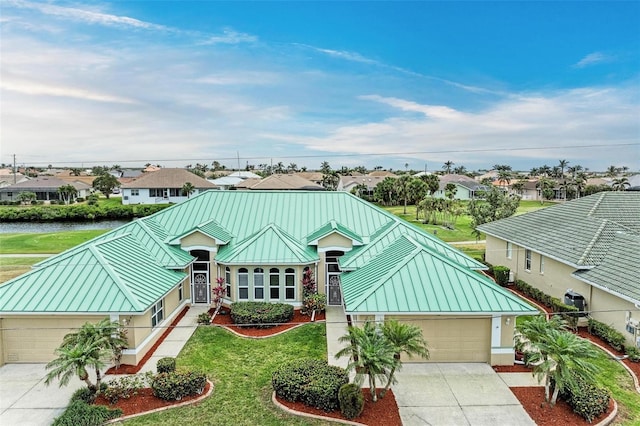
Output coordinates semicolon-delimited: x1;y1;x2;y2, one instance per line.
591;351;640;425
0;257;48;283
124;324;331;426
0;230;108;254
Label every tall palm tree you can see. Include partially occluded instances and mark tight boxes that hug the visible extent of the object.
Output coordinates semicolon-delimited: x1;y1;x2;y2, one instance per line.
442;161;454;174
336;322;396;402
605;165;619;178
558;159;569;178
612;177;630;191
57;184;78;205
379;320;429;397
534;330;600;406
395;175;413;214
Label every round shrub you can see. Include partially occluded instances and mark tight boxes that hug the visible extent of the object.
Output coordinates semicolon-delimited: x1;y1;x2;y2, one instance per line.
231;301;294;329
152;371;206;401
157;357;176;373
338;383;364;419
272;359;349;412
492;266;510;286
52;400;122;426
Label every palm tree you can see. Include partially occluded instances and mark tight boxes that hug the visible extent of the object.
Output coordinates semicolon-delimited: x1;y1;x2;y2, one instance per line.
45;340;108;393
612;177;629;191
534;330;600;406
442;161;454;174
379;320;429;397
395;175;413;214
57;184;78;205
336;322;396;402
181;182;195;198
510;180;526;197
558;160;569;178
497;169;512;188
605;165;619;178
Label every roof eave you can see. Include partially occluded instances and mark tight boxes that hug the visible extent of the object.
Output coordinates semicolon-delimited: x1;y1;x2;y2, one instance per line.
572;273;640;306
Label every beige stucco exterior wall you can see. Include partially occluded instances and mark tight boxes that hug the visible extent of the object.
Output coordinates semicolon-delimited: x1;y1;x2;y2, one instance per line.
589;287;640;347
1;315;104;364
180;232;218;248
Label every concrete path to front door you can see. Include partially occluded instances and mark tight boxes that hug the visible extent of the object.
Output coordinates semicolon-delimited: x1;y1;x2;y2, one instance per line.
324;306;535;426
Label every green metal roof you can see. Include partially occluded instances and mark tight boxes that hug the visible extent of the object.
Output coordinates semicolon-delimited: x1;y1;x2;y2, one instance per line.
215;223;318;265
573;233;640;304
168;218;233;245
0;234;187;313
342;235;538;315
306;220;364;246
478;192;640;267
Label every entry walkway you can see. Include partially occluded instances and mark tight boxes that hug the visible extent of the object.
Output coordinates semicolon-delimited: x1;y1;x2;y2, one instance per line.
324;306;535;426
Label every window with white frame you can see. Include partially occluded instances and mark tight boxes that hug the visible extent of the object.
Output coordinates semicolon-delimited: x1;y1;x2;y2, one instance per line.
525;249;532;271
151;300;164;327
225;267;231;297
285;268;295;300
238;268;249;300
149;188;162;197
539;255;545;274
270;268;280;300
254;268;264;299
506;242;512;259
131;189;139;196
179;281;184;301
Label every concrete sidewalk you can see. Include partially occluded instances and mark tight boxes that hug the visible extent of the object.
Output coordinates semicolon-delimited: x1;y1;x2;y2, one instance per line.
325;306;350;369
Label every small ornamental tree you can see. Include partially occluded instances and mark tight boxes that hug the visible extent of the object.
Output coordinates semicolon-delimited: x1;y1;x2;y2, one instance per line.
301;269;316;297
212;277;226;314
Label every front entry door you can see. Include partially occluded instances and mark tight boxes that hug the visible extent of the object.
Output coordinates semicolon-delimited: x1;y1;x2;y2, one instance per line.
328;274;342;305
193;272;209;304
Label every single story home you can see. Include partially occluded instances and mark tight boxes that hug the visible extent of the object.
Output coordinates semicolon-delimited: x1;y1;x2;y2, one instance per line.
433;174;488;200
0;176;91;202
0;191;536;367
478;192;640;348
120;168;217;204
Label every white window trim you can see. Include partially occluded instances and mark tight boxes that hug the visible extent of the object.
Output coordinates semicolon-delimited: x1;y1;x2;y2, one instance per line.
506;242;512;259
238;268;249;300
285;268;296;301
525;249;532;272
269;268;280;301
151;300;164;328
254;268;265;300
539;255;545;274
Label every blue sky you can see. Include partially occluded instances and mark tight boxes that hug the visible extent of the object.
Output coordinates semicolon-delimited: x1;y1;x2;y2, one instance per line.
1;1;639;172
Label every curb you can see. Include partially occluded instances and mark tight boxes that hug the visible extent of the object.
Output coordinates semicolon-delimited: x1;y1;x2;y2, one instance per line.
595;398;618;426
104;379;214;423
271;391;366;426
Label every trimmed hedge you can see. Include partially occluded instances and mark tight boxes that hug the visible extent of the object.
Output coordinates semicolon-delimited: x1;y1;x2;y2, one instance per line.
231;301;294;329
0;203;169;222
152;371;207;401
514;279;579;327
626;346;640;362
301;293;327;316
157;357;176;373
587;319;626;352
558;373;610;423
338;383;364;419
492;266;510;286
52;400;122;426
272;359;349;412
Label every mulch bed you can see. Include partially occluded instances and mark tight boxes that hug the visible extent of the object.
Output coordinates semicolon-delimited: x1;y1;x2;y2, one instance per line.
493;363;532;373
211;308;326;337
276;388;402;426
106;306;190;375
94;381;211;417
511;386;614;426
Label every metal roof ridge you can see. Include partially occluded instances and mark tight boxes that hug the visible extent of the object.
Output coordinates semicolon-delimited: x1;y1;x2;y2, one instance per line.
349;238;424;309
90;243;145;312
340;222;401;268
136;218;188;265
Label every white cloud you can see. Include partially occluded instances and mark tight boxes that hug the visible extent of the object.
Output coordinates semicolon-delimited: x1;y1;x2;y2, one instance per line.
1;77;137;103
574;52;610;68
198;29;257;45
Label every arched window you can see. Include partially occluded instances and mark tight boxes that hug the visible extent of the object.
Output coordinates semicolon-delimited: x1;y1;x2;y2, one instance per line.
225;266;231;297
285;268;295;300
238;268;249;300
254;268;264;300
269;268;280;300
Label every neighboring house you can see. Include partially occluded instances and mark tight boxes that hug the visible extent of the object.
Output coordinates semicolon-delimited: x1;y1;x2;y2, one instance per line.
0;172;29;188
0;176;91;202
368;170;398;178
120;168;217;205
228;171;261;179
434;174;488;200
337;176;390;194
237;174;325;191
0;191;536;366
294;172;324;186
209;176;245;190
479;192;640;348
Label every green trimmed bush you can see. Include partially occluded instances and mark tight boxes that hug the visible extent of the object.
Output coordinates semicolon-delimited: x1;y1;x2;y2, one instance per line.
231;301;294;329
558;373;610;423
197;312;211;325
152;371;207;401
626;346;640;362
104;373;153;404
272;359;349;412
587;319;626;352
302;293;327;315
157;357;176;373
52;400;122;426
338;383;364;419
492;266;510;286
69;387;97;404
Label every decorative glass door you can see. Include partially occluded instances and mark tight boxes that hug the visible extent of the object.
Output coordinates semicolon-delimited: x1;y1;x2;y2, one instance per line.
193;272;208;304
325;250;344;306
328;274;342;305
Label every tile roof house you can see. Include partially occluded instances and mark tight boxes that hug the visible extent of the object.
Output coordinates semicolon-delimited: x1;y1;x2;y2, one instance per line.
434;174;488;200
478;192;640;348
237;174;325;191
120;168;217;204
0;176;91;202
0;191;536;366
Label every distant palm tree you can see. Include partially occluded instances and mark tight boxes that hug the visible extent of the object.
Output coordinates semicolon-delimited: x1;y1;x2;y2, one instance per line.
510;179;526;196
605;165;619;178
558;159;569;178
612;177;630;191
57;184;78;205
181;182;195;198
442;161;454;174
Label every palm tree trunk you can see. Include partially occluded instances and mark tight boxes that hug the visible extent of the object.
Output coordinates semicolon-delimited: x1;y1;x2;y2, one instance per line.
95;367;102;395
79;369;95;391
544;374;551;402
550;385;560;406
369;373;377;402
380;363;397;398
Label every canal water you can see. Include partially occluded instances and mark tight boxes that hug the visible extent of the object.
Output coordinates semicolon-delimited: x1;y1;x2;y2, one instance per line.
0;220;130;234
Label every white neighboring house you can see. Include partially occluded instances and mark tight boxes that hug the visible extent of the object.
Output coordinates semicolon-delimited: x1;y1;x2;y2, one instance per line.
121;168;217;205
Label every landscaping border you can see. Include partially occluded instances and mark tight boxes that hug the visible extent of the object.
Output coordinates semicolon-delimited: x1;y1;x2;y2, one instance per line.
271;391;366;426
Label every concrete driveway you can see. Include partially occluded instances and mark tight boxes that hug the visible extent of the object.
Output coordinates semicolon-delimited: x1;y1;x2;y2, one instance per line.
394;363;535;426
0;363;81;426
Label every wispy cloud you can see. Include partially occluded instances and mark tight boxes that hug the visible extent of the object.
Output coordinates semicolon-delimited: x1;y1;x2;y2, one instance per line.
360;95;465;120
574;52;610;68
7;0;171;31
1;77;137;104
198;28;257;45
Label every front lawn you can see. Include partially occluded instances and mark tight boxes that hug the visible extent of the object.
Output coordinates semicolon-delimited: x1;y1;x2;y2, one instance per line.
0;256;48;283
0;230;108;254
123;324;331;425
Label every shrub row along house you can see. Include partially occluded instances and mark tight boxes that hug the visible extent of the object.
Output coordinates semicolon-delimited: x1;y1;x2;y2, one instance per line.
479;192;640;348
0;191;536;366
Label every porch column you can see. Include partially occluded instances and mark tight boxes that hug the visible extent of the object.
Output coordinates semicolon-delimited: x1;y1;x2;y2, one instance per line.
491;315;515;366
